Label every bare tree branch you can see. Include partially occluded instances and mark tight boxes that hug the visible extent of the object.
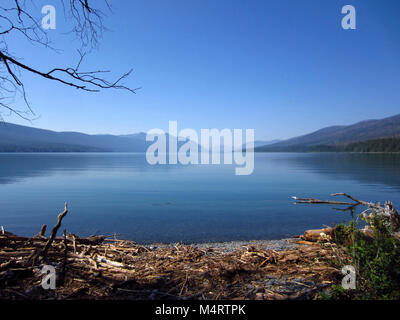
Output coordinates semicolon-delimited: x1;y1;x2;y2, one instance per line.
0;0;137;120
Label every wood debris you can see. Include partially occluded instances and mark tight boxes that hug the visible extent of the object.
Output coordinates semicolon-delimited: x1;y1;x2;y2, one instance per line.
0;230;339;300
0;203;341;300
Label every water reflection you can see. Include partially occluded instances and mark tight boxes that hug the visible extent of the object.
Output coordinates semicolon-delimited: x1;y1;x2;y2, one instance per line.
0;153;183;184
0;152;399;242
269;153;400;190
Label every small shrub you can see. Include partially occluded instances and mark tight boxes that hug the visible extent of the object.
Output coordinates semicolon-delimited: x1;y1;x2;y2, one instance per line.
327;211;400;300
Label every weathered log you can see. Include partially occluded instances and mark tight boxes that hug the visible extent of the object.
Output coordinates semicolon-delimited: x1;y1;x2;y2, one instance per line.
0;235;104;246
292;196;354;206
95;255;125;268
303;228;334;242
293;193;380;208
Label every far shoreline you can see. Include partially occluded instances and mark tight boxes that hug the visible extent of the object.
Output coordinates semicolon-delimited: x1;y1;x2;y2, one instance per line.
1;150;400;154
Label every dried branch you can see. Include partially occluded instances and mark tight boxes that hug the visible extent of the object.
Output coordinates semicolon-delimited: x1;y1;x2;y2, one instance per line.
43;202;68;260
292;196;354;206
293;193;400;232
331;193;379;208
292;193;380;208
60;229;68;285
37;224;47;238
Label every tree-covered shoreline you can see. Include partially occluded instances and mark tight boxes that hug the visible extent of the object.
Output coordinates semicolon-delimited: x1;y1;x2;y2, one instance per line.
255;138;400;153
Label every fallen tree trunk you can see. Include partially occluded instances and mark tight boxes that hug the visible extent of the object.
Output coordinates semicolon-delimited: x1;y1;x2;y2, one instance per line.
0;235;104;246
293;193;381;209
292;197;354;205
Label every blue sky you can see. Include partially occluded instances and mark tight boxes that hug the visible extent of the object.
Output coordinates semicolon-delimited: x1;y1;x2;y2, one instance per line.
4;0;400;140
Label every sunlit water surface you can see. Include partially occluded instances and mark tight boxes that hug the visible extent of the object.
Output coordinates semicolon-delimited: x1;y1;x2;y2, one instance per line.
1;153;399;243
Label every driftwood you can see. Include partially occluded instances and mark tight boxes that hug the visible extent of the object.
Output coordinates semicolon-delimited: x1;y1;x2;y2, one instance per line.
293;197;354;205
43;202;68;260
0;232;337;300
293;193;381;208
38;225;47;238
0;235;104;246
303;228;334;242
293;193;400;232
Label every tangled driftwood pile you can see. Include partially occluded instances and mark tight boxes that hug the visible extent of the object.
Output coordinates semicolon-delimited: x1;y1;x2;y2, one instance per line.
0;236;339;300
0;205;339;300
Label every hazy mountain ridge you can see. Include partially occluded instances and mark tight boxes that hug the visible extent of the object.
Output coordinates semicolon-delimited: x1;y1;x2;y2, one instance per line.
246;140;281;148
256;114;400;151
0;123;147;152
1;114;400;152
0;123;192;152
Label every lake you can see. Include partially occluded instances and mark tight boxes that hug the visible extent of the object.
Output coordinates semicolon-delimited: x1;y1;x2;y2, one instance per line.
0;152;399;243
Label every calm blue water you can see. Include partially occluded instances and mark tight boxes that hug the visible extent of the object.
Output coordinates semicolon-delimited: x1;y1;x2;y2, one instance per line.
0;153;399;243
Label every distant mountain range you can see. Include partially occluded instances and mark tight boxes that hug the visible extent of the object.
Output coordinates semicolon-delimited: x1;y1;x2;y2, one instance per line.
239;140;280;151
0;123;148;152
0;123;202;152
0;123;282;153
255;114;400;152
1;113;400;152
247;140;281;148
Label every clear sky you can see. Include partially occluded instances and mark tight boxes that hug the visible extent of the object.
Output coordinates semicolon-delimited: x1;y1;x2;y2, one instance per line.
4;0;400;140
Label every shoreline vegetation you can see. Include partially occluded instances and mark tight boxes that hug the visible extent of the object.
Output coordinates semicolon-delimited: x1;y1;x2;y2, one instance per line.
254;138;400;153
1;194;399;300
1;138;400;153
